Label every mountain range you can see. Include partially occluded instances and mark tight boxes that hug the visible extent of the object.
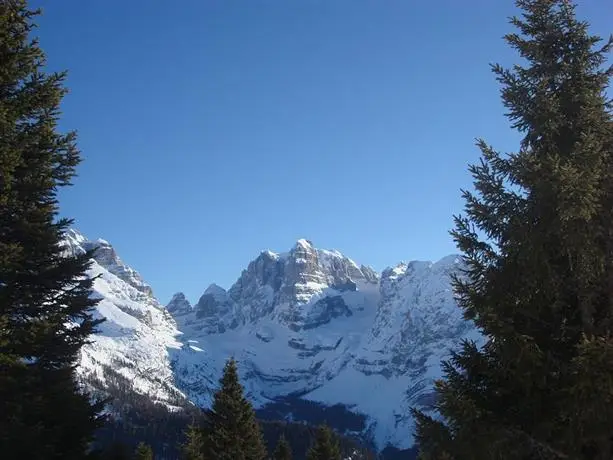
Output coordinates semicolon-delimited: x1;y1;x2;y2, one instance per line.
63;229;480;452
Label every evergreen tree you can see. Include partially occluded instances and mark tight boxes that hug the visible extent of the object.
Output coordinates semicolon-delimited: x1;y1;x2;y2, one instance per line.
273;435;293;460
133;442;153;460
306;425;341;460
182;421;205;460
412;1;613;459
204;358;268;460
100;442;132;460
0;1;104;459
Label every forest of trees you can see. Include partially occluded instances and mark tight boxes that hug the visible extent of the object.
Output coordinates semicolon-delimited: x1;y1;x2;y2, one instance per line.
0;0;611;459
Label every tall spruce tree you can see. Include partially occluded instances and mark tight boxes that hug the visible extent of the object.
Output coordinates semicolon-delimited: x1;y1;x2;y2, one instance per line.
306;425;341;460
273;435;293;460
203;358;267;460
0;1;104;458
412;1;613;459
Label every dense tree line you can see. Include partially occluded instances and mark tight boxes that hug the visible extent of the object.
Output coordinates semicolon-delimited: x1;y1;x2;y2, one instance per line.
89;357;380;459
87;366;199;458
256;394;368;435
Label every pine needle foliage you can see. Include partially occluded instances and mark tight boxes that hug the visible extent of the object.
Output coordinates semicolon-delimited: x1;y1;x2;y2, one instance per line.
412;1;613;459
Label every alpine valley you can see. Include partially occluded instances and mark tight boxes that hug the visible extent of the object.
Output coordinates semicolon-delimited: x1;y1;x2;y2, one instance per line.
63;229;480;455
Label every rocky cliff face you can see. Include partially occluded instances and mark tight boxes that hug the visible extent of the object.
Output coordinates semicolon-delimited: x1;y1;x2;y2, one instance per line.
67;230;477;451
165;292;192;316
180;239;379;334
359;256;473;378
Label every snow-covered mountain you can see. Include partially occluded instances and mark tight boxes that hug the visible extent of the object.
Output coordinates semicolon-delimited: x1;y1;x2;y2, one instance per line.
62;230;185;407
68;231;478;451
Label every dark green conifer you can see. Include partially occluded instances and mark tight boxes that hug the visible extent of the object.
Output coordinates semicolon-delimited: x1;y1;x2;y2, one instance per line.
412;1;613;459
100;442;132;460
182;421;205;460
273;434;293;460
0;1;104;459
306;425;341;460
204;358;267;460
133;442;153;460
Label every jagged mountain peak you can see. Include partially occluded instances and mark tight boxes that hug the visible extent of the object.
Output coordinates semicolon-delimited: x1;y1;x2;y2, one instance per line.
294;238;314;249
64;227;87;245
383;254;462;279
64;229;154;298
170;291;188;301
177;240;382;332
166;292;192;316
260;240;358;269
261;249;282;259
204;283;227;297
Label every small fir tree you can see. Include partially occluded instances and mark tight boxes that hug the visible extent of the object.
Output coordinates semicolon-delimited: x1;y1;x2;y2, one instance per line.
182;421;205;460
0;2;104;459
133;442;153;460
412;1;613;459
306;425;341;460
204;358;267;460
273;435;293;460
100;442;132;460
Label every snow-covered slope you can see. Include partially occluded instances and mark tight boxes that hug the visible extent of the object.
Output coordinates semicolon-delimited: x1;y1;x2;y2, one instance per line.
169;239;477;449
62;230;184;406
67;230;477;451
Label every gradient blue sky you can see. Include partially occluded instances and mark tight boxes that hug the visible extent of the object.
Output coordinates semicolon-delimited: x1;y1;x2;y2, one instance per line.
32;0;611;304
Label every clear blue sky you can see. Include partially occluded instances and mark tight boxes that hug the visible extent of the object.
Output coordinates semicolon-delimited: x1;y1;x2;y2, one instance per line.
32;0;611;304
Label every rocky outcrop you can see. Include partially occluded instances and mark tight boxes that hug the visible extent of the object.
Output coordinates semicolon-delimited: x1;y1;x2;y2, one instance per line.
356;257;473;379
193;284;236;333
166;292;192;316
63;230;155;298
178;239;379;333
